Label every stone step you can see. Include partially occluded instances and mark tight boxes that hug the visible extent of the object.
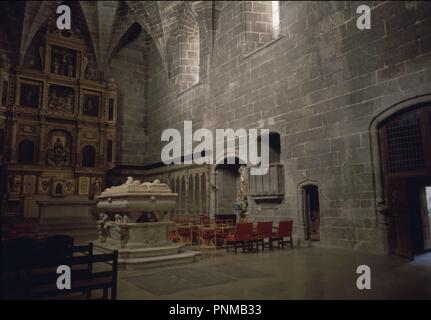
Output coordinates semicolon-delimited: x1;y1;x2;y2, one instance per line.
119;244;186;259
94;242;186;258
93;242;201;270
118;250;202;270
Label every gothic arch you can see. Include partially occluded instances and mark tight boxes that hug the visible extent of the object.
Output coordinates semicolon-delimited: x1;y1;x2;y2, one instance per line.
369;94;431;222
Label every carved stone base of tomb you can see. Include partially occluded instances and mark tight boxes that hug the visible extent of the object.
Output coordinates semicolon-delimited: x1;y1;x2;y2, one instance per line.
94;178;201;269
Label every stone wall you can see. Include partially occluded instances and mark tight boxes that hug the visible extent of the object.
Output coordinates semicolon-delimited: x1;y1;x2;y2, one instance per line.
131;1;431;253
3;1;430;254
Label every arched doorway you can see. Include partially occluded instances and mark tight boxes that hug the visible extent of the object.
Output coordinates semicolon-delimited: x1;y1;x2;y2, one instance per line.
379;103;431;259
301;185;320;241
212;155;249;217
215;160;242;215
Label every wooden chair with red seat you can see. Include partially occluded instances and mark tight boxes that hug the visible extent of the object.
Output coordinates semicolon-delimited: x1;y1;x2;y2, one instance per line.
272;220;294;249
226;223;254;253
177;225;193;245
254;221;273;251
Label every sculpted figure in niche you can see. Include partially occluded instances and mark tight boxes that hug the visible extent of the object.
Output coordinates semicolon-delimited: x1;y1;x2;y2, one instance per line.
52;57;60;74
67;61;73;77
46;131;71;166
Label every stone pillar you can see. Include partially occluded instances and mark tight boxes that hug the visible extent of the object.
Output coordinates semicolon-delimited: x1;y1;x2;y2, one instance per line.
198;172;202;215
39;122;47;165
209;170;217;218
9;119;17;163
76;124;83;167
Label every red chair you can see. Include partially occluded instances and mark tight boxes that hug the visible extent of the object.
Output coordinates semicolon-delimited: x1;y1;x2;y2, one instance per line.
254;221;273;251
177;226;193;245
272;220;294;249
226;223;254;253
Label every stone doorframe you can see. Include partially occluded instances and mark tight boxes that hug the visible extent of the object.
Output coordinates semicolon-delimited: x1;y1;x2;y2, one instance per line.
297;179;321;242
368;93;431;253
209;151;248;218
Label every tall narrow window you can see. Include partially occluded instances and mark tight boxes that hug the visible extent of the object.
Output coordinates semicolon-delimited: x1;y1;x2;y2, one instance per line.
108;99;114;121
272;1;280;38
107;140;113;162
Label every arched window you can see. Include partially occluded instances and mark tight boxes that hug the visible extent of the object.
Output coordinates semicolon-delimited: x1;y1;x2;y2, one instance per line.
107;140;113;162
244;1;281;52
379;105;431;174
82;145;96;168
18;140;35;164
271;1;281;38
178;5;200;91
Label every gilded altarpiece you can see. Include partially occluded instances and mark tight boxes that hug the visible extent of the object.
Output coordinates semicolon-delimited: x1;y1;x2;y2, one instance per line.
2;29;118;219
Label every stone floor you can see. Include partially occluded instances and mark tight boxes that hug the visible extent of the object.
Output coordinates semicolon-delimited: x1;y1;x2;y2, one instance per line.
115;247;431;300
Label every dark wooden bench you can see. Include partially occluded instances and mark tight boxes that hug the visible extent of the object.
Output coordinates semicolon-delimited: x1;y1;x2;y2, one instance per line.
1;241;118;300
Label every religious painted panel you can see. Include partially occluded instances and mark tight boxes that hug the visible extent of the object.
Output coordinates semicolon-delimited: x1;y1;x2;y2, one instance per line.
83;93;100;117
48;84;75;113
46;129;72;166
23;175;37;194
51;45;77;77
19;80;42;109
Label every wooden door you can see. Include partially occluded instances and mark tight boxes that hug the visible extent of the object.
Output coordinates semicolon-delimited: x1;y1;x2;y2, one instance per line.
386;177;414;259
420;186;431;250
